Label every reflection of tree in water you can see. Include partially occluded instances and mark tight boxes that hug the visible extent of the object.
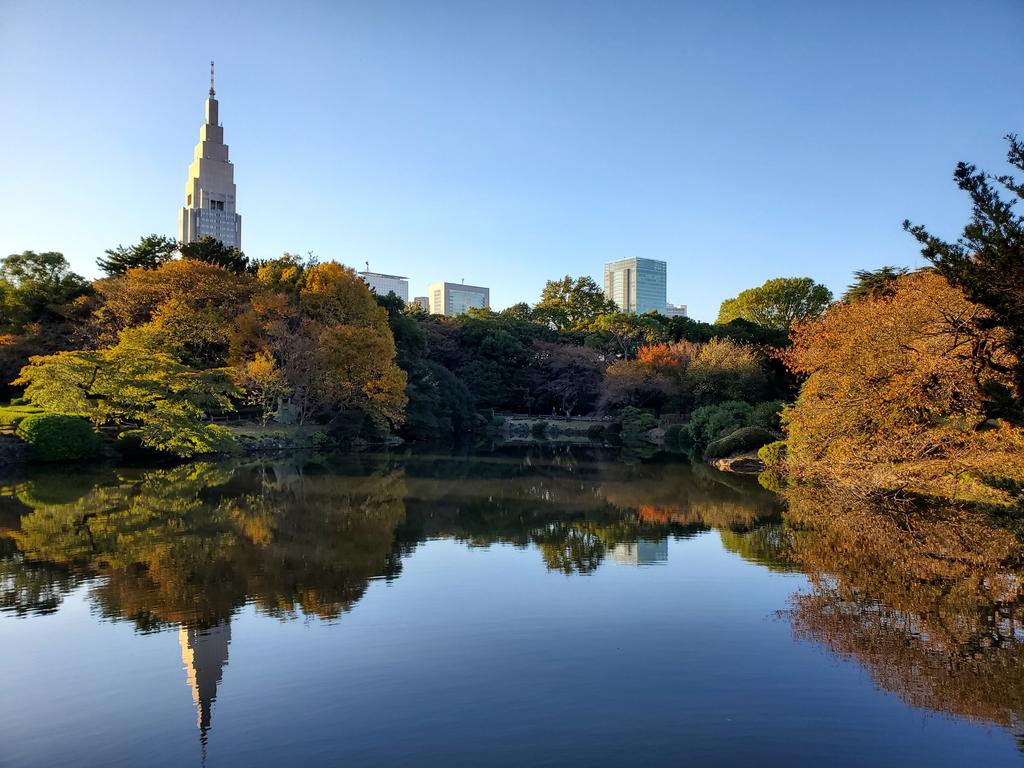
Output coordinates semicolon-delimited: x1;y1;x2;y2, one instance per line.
4;460;408;628
387;446;781;574
781;486;1024;739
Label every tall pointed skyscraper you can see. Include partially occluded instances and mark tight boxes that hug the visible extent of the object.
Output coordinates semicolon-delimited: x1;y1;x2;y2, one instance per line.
178;62;242;250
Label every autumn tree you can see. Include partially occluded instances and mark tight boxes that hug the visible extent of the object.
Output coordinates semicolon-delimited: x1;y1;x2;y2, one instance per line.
533;275;616;331
601;338;770;414
783;271;1023;503
228;261;408;430
97;234;178;276
717;277;832;329
234;351;290;424
91;259;254;367
904;133;1024;396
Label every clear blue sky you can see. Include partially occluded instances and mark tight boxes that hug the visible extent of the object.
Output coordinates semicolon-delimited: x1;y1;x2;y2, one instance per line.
1;0;1021;321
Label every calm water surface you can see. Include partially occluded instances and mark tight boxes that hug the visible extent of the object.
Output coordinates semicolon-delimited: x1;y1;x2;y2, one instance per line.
1;447;1021;767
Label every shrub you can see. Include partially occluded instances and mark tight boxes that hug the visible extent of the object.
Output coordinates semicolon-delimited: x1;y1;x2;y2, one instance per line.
531;420;548;438
620;406;657;442
758;440;787;468
16;413;100;462
686;401;753;448
704;426;776;459
750;401;785;432
663;423;685;446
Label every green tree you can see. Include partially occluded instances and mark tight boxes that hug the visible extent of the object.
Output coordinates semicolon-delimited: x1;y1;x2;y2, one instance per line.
180;236;250;274
97;234;179;276
499;302;534;321
904;133;1024;393
842;266;910;303
586;312;667;360
533;275;616;331
0;251;89;332
15;327;237;457
717;277;832;330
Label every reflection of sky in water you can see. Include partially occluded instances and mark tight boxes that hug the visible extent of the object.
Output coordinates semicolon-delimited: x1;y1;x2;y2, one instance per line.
0;450;1021;766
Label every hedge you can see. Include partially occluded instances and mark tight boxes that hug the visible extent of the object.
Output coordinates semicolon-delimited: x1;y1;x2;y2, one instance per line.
16;413;101;462
704;426;776;460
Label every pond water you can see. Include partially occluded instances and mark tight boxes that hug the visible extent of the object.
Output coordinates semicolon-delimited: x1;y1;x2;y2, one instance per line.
1;446;1022;767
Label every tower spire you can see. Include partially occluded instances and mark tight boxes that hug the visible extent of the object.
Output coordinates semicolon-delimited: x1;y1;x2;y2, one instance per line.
209;60;215;98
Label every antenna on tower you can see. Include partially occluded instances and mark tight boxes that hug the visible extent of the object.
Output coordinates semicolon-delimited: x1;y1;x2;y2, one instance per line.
209;61;215;97
365;260;370;272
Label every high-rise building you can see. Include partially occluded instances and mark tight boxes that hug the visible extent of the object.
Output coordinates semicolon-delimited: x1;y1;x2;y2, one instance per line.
412;296;430;311
178;62;242;250
603;258;667;314
359;271;409;303
427;282;490;316
665;303;688;318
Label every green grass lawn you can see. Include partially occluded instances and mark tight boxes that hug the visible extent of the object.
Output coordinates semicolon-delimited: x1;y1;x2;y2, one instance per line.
0;404;45;430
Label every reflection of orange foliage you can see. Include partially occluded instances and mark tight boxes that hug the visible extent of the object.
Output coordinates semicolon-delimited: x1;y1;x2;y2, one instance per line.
784;486;1024;730
638;505;675;524
783;272;1024;503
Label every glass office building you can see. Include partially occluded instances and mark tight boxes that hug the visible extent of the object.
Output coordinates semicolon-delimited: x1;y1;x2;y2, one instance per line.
358;271;409;303
427;282;490;316
603;258;667;314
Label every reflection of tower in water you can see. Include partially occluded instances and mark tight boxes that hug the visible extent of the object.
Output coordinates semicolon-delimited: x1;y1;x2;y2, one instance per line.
608;538;669;565
179;622;231;755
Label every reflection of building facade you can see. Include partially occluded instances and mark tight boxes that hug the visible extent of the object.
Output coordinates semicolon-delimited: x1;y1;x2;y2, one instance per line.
608;538;669;565
427;281;490;316
179;621;231;745
178;63;242;250
358;271;409;302
603;258;667;315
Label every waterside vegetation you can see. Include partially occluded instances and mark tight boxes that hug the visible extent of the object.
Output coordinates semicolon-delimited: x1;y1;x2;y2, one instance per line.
0;136;1021;513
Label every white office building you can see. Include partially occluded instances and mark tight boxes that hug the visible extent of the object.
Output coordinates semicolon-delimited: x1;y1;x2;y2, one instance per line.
665;303;688;318
178;63;242;250
427;282;490;316
359;271;409;303
603;258;667;314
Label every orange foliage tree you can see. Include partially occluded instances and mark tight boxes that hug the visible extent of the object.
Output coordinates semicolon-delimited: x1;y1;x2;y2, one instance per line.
783;271;1023;503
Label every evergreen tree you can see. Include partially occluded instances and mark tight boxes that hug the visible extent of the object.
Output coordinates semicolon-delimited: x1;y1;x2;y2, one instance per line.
180;236;250;274
904;133;1024;392
98;234;178;276
842;266;910;303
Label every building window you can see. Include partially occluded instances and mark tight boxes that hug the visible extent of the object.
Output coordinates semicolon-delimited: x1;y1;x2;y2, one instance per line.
187;194;192;206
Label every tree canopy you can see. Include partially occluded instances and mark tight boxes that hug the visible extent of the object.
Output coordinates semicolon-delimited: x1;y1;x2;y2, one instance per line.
783;271;1022;503
179;236;250;274
904;133;1024;394
533;275;616;331
717;277;832;329
97;234;178;276
842;266;910;303
0;251;89;333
